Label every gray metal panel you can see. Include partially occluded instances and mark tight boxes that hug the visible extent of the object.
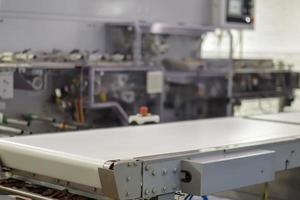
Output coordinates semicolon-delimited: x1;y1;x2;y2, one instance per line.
0;0;140;19
181;150;275;195
139;0;212;25
99;160;142;200
0;0;212;51
0;17;105;51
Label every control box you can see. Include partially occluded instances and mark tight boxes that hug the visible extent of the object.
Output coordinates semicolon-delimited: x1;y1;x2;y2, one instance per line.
212;0;255;29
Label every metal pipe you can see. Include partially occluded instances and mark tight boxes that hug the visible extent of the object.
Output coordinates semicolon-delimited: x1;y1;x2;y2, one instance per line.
0;125;23;135
0;185;54;200
24;114;56;123
6;118;30;127
226;30;234;116
0;125;31;135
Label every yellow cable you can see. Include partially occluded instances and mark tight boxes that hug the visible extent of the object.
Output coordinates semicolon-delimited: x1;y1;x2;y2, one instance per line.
262;182;269;200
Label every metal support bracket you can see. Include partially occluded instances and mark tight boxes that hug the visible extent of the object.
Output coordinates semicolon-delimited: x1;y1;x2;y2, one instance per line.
99;160;142;200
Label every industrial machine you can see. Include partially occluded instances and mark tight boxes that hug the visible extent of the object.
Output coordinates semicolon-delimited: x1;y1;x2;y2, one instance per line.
0;51;164;135
163;59;230;121
231;59;299;115
103;2;299;121
0;49;297;130
84;63;164;126
1;114;300;199
163;58;299;121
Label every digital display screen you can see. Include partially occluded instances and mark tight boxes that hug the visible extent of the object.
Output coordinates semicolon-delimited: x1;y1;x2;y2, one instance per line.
228;0;243;17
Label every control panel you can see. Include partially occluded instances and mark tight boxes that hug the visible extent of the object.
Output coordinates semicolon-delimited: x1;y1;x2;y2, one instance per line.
212;0;255;29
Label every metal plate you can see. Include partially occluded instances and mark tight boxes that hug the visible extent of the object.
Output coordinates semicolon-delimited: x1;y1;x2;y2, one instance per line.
181;150;275;195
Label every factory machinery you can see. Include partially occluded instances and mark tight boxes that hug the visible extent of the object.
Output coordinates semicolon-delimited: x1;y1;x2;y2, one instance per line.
0;112;300;199
0;0;298;132
0;51;297;134
0;31;299;132
0;1;300;199
0;49;164;135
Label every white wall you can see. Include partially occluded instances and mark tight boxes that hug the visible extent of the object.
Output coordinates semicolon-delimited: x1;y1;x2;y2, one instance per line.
202;0;300;68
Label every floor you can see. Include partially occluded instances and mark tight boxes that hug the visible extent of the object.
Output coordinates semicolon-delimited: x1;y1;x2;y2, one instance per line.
217;168;300;200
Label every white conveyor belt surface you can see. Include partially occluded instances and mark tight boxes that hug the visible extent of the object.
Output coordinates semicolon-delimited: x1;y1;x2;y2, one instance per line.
1;117;300;189
248;112;300;124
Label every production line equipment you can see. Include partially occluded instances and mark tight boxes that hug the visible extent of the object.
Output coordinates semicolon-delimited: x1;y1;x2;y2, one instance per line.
1;114;300;199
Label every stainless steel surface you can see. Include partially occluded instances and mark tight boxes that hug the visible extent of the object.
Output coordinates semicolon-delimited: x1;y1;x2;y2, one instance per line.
181;150;275;195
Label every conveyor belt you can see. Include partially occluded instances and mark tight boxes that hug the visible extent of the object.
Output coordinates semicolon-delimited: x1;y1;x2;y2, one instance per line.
0;117;300;189
246;112;300;125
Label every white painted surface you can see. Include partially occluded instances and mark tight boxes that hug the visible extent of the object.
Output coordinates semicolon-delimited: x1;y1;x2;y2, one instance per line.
4;117;300;161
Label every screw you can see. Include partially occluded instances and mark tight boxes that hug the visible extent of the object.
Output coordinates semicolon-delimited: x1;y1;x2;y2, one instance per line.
152;188;156;194
152;170;157;176
173;168;178;174
291;150;295;155
162;186;167;192
172;184;178;190
126;177;131;182
162;169;168;176
145;189;150;195
127;163;132;167
145;165;151;171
